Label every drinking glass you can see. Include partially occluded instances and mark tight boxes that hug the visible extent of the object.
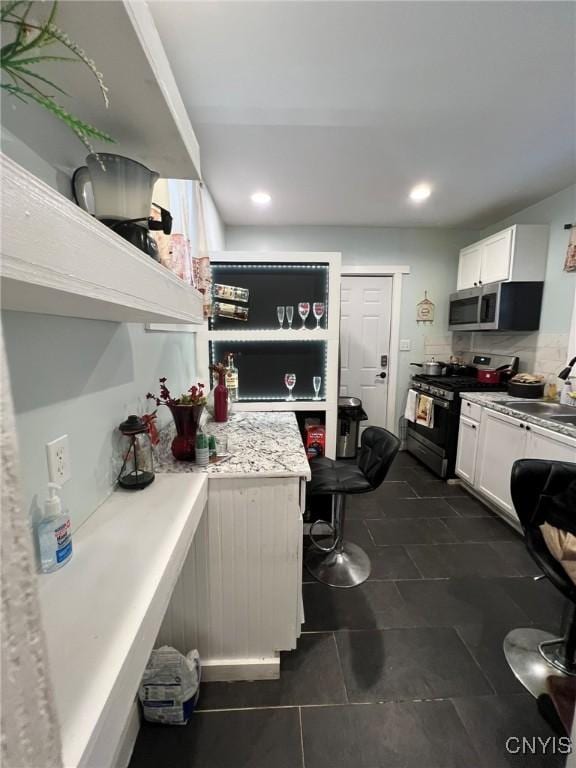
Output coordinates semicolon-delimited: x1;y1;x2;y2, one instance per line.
313;302;325;329
298;302;310;329
313;376;322;400
285;305;294;329
284;373;296;401
276;305;285;329
215;435;228;456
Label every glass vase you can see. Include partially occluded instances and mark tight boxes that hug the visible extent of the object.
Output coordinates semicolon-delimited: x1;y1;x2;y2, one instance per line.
168;404;204;461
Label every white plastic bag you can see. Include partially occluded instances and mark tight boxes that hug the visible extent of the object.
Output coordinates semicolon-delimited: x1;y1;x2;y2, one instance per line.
139;646;201;725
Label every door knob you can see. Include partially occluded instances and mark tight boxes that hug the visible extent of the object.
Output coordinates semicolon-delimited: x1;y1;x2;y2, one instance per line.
378;372;387;379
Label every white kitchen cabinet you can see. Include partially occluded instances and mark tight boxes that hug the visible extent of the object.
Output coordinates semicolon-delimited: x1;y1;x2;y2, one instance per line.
524;424;576;463
455;415;480;484
456;225;548;290
476;409;527;519
462;404;576;521
457;244;483;291
480;229;513;284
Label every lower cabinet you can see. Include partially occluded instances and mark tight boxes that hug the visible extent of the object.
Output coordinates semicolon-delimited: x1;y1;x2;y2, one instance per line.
457;404;576;520
476;409;527;519
455;415;479;484
524;425;576;462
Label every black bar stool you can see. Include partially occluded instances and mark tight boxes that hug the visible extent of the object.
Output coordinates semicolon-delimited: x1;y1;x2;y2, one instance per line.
504;459;576;699
305;426;400;588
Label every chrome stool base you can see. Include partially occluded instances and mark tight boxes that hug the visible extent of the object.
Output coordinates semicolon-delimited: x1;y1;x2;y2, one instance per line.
504;628;574;699
305;541;371;588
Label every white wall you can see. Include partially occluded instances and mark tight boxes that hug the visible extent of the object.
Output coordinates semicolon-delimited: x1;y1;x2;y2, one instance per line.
2;313;198;531
225;226;476;428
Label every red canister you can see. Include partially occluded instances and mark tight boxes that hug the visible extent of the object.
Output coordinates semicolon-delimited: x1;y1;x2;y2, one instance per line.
477;369;501;384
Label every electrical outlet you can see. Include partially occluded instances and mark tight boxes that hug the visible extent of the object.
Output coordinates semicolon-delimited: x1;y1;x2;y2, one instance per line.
46;435;71;485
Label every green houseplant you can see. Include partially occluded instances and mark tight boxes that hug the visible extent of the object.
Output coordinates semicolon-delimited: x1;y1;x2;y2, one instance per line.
0;0;114;153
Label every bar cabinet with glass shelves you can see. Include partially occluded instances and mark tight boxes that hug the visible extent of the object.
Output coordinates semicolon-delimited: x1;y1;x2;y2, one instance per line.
197;252;341;457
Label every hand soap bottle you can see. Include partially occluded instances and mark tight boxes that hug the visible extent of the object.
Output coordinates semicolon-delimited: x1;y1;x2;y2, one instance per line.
37;483;73;573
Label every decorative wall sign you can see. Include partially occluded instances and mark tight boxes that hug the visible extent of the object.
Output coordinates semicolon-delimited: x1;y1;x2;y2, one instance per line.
564;224;576;273
416;291;435;324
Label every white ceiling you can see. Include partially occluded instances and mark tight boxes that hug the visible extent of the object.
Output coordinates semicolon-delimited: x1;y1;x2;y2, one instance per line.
150;1;576;228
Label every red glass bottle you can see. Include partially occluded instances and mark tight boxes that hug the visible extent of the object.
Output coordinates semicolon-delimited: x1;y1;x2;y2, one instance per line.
213;369;229;422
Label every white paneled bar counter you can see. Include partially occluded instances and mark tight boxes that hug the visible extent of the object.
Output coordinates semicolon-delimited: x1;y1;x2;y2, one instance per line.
156;412;311;680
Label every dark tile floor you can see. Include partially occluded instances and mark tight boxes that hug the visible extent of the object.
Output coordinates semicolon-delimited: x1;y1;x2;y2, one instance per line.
129;453;567;768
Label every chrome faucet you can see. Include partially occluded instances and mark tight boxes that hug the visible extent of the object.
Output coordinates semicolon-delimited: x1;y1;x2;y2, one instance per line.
559;356;576;381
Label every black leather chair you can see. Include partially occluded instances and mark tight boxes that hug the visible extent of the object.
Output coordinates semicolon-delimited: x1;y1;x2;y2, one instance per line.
304;426;400;588
504;459;576;698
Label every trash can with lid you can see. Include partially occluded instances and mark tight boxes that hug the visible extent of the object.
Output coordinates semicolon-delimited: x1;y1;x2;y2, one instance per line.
336;397;368;459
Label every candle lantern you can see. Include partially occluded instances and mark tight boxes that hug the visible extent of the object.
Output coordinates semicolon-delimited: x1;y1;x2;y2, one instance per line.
117;415;155;490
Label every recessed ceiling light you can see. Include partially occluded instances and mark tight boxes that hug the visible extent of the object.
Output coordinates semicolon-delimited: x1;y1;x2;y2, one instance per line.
409;183;432;202
251;191;271;206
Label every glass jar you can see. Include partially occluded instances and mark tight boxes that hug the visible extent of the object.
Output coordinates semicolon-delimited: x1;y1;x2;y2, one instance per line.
117;415;155;490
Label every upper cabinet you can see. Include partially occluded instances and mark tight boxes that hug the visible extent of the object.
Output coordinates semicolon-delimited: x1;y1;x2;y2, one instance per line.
457;243;483;292
456;225;549;291
480;229;514;284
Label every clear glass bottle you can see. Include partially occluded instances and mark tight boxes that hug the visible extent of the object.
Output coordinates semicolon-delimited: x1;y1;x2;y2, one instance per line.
213;301;249;322
195;429;210;467
225;353;239;401
213;283;249;303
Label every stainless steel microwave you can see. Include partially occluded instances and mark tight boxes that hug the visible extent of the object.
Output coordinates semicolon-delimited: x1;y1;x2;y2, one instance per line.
448;281;544;332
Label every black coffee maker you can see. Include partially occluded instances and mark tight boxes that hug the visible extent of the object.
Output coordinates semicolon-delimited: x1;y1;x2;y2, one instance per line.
72;153;172;259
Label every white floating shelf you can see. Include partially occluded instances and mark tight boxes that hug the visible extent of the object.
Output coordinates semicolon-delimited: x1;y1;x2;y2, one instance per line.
233;401;333;412
0;1;200;179
208;329;330;342
0;155;204;324
38;474;207;768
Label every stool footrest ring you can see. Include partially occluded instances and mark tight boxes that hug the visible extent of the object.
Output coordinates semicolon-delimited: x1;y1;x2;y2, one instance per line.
309;518;337;553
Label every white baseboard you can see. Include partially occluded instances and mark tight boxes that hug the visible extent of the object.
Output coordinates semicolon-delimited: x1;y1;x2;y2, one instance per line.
459;482;522;534
111;701;140;768
201;656;280;682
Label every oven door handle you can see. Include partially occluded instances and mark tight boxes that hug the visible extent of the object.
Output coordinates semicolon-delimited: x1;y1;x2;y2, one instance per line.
413;392;451;410
421;396;451;410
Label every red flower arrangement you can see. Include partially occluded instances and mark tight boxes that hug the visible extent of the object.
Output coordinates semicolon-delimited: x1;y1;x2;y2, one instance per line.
147;377;206;407
146;377;206;461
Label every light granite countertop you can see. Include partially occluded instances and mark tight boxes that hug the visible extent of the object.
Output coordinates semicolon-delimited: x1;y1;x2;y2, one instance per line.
460;392;576;440
156;411;311;480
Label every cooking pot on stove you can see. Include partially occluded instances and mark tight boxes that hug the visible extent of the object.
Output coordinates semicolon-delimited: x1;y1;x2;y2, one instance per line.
410;359;447;376
445;362;477;377
477;368;502;384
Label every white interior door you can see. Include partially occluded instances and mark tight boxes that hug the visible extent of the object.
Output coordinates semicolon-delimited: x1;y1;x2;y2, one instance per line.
340;276;393;438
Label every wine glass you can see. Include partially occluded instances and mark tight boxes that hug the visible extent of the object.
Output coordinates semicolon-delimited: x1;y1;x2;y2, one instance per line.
298;302;310;329
313;376;322;400
313;302;325;329
276;305;285;329
284;373;296;401
285;305;294;329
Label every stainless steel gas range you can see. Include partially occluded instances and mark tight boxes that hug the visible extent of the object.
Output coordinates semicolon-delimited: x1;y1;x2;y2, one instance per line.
406;353;519;479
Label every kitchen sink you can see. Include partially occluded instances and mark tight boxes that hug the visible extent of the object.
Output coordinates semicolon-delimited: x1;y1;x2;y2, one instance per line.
501;401;576;417
548;414;576;427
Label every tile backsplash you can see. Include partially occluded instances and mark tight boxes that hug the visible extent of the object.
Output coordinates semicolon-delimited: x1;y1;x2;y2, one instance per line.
424;332;569;378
